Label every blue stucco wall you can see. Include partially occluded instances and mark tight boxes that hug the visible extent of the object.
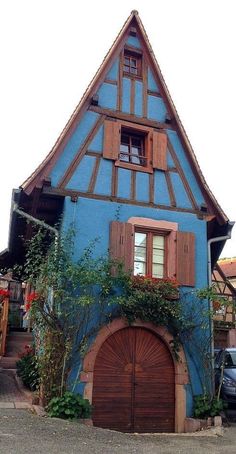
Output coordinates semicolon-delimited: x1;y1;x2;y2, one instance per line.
49;111;99;186
147;95;167;122
66;155;95;191
88;125;104;153
154;171;171;206
62;197;208;288
167;130;205;206
98;83;117;110
122;78;131;113
61;196;209;407
148;68;159;92
134;81;143;116
106;59;119;81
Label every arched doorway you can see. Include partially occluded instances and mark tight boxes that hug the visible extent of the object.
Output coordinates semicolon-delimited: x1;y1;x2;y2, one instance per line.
92;326;175;433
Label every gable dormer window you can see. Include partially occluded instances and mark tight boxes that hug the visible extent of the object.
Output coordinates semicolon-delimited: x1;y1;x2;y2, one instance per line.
123;49;142;78
103;119;168;173
120;129;147;167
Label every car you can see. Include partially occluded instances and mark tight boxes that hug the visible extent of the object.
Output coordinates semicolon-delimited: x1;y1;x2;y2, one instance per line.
215;348;236;405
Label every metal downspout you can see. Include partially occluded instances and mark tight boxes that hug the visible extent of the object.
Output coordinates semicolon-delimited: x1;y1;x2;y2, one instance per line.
207;221;235;393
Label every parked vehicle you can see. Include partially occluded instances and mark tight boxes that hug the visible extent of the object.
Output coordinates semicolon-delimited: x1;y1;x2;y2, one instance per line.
215;348;236;405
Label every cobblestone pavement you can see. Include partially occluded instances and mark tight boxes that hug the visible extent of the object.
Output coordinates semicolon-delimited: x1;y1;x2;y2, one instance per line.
0;369;32;409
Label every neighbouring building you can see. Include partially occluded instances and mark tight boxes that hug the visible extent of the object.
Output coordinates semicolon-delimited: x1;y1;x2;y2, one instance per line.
218;258;236;288
0;11;234;432
212;264;236;348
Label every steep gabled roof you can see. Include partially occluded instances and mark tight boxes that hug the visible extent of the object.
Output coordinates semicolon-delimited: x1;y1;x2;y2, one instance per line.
21;10;228;224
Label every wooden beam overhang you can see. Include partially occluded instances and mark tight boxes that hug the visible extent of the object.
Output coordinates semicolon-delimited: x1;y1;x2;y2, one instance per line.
0;188;64;270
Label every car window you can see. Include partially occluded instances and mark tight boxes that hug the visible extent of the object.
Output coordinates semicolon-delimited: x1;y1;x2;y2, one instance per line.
225;352;236;367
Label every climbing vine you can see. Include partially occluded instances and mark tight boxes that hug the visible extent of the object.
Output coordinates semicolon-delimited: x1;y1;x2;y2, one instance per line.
14;227;230;404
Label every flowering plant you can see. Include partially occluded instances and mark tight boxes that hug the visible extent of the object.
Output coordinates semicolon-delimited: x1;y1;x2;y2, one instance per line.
18;344;34;359
0;288;10;302
118;274;181;332
26;292;40;303
25;292;40;311
130;275;179;299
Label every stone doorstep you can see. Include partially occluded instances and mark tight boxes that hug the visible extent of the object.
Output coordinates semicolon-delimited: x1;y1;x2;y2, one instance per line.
184;416;222;433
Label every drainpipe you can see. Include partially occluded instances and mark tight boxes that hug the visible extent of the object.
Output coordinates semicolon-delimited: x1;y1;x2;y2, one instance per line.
207;221;235;393
13;203;59;237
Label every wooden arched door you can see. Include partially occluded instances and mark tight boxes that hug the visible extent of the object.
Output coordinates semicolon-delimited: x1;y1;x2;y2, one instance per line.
92;327;175;432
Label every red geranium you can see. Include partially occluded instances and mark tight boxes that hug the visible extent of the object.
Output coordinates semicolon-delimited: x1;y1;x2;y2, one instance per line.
26;292;39;303
0;288;10;302
0;288;10;297
25;302;31;311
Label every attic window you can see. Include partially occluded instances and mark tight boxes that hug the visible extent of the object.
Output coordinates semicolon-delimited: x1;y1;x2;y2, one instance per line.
120;129;146;167
123;50;142;77
103;119;168;173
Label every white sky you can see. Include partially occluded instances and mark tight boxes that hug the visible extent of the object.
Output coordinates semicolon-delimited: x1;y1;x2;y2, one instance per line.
0;0;235;258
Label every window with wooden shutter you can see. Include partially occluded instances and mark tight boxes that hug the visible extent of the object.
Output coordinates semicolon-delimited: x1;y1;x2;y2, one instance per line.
103;119;167;173
109;221;134;272
103;120;120;160
176;231;195;286
152;130;167;171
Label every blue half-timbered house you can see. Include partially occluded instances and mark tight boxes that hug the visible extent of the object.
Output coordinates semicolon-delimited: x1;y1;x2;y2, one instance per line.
1;11;233;432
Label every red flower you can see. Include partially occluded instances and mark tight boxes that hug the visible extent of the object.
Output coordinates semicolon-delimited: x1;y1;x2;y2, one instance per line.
26;292;39;303
25;302;31;311
0;289;10;297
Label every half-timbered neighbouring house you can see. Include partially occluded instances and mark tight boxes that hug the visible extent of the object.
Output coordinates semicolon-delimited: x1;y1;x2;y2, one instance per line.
1;11;234;432
212;264;236;348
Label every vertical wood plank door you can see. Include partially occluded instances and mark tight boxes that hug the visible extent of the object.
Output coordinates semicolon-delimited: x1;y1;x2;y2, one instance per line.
92;327;175;433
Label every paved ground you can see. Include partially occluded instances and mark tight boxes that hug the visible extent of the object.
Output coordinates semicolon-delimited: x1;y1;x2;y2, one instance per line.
0;369;32;410
0;409;236;454
1;368;236;453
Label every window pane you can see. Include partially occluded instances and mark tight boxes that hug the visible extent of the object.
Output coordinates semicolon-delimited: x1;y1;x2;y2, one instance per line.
134;261;146;276
152;263;164;278
131;67;137;74
120;153;129;162
120;144;129;153
131;146;139;156
135;232;146;247
134;246;146;262
131;156;141;165
121;134;129;144
124;57;130;65
153;235;164;248
153;249;164;264
132;137;142;147
124;65;130;72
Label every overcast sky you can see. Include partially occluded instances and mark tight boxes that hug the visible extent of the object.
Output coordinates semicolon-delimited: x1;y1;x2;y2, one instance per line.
0;0;235;258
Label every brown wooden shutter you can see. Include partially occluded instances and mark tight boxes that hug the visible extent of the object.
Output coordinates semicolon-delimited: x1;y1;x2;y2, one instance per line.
103;120;120;160
176;231;195;286
110;221;133;272
152;131;167;170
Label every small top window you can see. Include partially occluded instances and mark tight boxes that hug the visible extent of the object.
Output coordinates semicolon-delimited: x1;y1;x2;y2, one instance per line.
123;50;142;77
